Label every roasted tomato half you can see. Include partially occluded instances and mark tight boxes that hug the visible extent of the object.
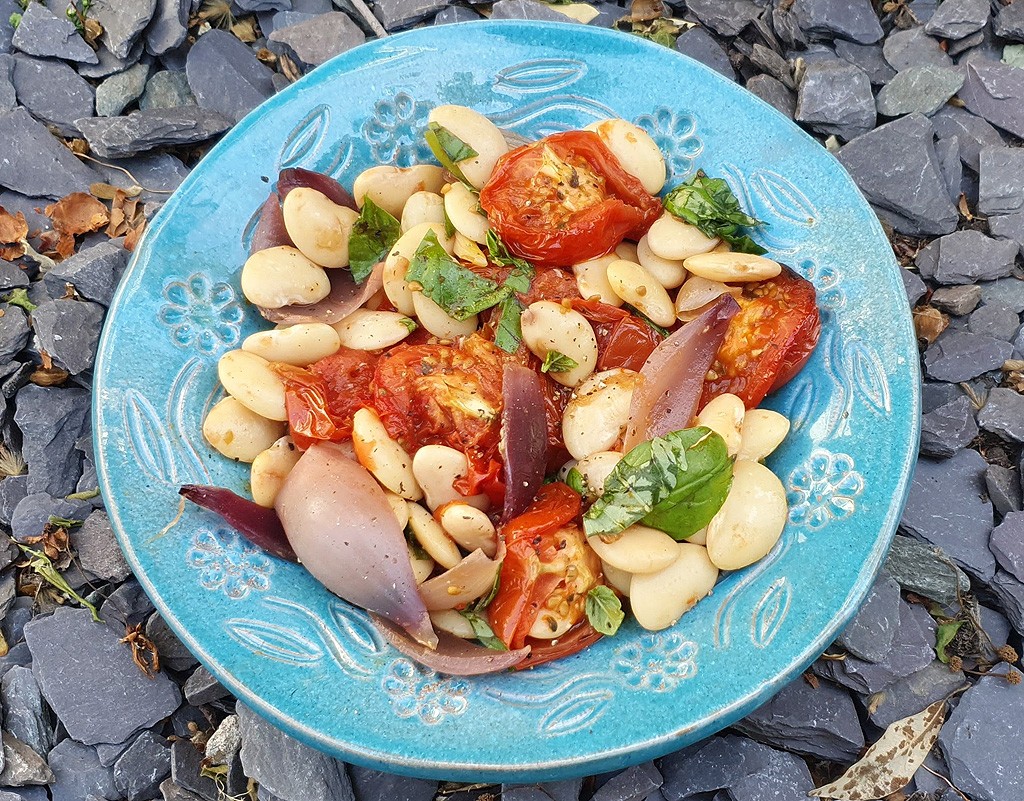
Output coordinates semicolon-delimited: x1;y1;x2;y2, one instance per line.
700;266;821;409
572;298;664;372
479;131;662;268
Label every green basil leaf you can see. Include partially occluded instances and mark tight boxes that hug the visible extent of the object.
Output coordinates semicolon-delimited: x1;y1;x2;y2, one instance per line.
623;304;670;338
663;170;768;255
586;586;624;636
348;197;400;284
583;427;733;540
541;350;579;374
406;230;512;320
936;620;963;664
485;229;535;293
564;466;587;497
425;122;477;186
459;610;508;651
493;295;524;354
398;317;418;333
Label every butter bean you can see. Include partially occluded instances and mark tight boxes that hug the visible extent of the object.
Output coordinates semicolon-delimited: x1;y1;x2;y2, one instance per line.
562;369;642;460
438;503;497;558
384;222;453;316
428;105;509;189
240;246;331;309
412;291;478;339
683;251;782;283
572;451;623;501
674;275;742;322
217;350;287;421
242;323;340;366
406;501;461;569
630;542;719;631
585;119;666;194
520;301;598;387
401;191;446;233
695;393;745;457
646;212;719;260
203;397;286;463
281;187;360;269
430;609;475;638
409;544;435;584
573;255;622;306
615;241;639;263
250;436;301;506
738;409;791;462
585;524;678;574
353;165;445;219
443;181;490;243
606;259;676;328
351;407;422;500
705;460;787;570
602;561;631;597
637;234;687;289
332;309;415;350
384;489;411;530
411;445;488;512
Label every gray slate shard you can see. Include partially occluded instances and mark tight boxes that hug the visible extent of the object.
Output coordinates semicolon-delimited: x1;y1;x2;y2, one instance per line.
237;702;353;801
183;664;231;705
796;59;875;140
733;676;864;762
837;114;958;236
101;579;155;629
930;284;981;315
1;596;32;646
0;0;16;56
0;306;30;363
266;10;317;32
938;666;1024;801
989;570;1024;634
31;299;106;375
48;738;118;801
78;39;145;80
837;573;901;661
0;55;14;112
990;511;1024;581
934;229;1019;284
160;778;207;801
236;0;291;9
978;144;1024;216
745;74;796;118
995;1;1024;41
988;212;1024;257
0;107;99;198
934;135;962;203
96;62;150;117
748;44;794;88
923;0;989;39
590;762;662;801
978;603;1011;648
205;714;241;765
90;0;158;59
985;464;1022;516
145;613;198;672
977;387;1024;443
899;448;996;581
968;302;1019;341
959;62;1024;139
25;606;181;745
875;66;965;118
433;6;482;24
866;659;966;729
369;0;447;30
979;277;1024;313
98;152;190;204
0;732;53;785
113;730;172;801
538;779;582;801
0;666;53;758
349;769;436;801
674;27;736;81
147;0;190;55
924;331;1012;382
490;0;577;22
74;509;132;581
186;29;275;124
0;261;28;292
10;2;98;64
919;395;977;458
10;54;94;137
14;384;90;498
43;239;129;307
948;27;985;56
75;107;232;158
268;12;366;69
502;789;551;801
884;26;954;71
791;0;882;44
11;493;93;542
914;237;940;279
833;39;896;85
140;70;196;110
685;0;760;37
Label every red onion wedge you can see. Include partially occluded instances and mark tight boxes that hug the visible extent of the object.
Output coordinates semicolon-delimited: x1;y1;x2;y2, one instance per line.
417;549;501;611
179;485;297;562
622;294;739;451
372;614;530;676
250;192;292;254
260;261;384;326
500;364;548;522
275;442;437;649
278;168;358;210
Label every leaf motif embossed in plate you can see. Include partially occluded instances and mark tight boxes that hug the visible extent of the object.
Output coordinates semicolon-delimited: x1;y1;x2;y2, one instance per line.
540;690;614;736
225;618;324;665
846;339;891;417
279;104;331;170
494;58;588;94
122;389;176;485
751;577;791;649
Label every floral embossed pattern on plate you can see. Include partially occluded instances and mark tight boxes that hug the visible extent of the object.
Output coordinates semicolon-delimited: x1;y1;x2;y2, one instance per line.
94;21;920;782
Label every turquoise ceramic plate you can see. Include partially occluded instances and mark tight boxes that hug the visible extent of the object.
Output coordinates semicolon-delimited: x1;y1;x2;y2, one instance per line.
94;21;920;781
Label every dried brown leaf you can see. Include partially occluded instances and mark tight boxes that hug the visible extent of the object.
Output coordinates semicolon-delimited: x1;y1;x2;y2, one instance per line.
810;700;946;800
124;218;146;252
630;0;664;21
957;193;973;221
231;16;258;42
0;244;26;261
45;192;110;237
121;622;161;678
91;182;142;201
0;206;29;244
83;18;103;45
913;306;948;345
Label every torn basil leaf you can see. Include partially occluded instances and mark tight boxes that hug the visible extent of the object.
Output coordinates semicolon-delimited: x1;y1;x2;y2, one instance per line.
425;122;477;186
663;170;767;255
564;466;586;497
485;229;535;293
406;231;512;321
541;350;579;374
348;197;400;283
459;610;507;651
583;427;733;540
493;295;524;354
586;586;624;636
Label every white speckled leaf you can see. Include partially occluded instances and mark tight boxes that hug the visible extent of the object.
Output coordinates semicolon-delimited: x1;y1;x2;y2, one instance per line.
810;700;945;800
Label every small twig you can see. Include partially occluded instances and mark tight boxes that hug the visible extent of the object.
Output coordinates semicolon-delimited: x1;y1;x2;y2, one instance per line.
148;495;186;544
74;152;175;195
346;0;388;39
921;764;971;801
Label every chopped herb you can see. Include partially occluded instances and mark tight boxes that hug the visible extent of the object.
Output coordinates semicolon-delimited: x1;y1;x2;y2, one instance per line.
425;122;478;186
460;610;507;651
663;170;767;255
406;231;511;320
616;17;682;49
485;229;535;293
586;586;624;636
584;427;733;540
48;515;84;529
936;620;964;664
623;303;670;337
468;570;502;611
348;197;401;283
565;466;587;497
493;295;525;354
443;203;456;238
405;526;429;562
398;317;418;333
4;288;37;313
541;350;579;374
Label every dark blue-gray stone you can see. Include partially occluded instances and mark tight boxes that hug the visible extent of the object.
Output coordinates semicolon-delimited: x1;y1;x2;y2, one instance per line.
834;39;895;84
989;570;1024;634
792;0;882;44
370;0;447;30
489;0;574;21
978;144;1024;216
899;448;996;581
78;38;144;80
938;666;1024;801
237;703;353;801
733;675;863;762
924;331;1012;382
0;107;99;198
0;0;17;56
145;612;198;672
995;1;1024;41
160;778;207;801
876;65;964;118
183;664;231;705
0;54;14;112
0;188;51;236
985;464;1022;517
919;395;977;459
901;266;927;306
75;508;132;582
934;229;1019;284
101;579;155;630
837;114;958;236
977;387;1024;443
98;152;190;204
923;0;989;39
0;306;29;363
502;788;551;801
31;299;106;375
186;29;275;124
796;59;875;140
75;106;233;158
746;74;796;118
113;730;172;801
685;0;760;37
948;27;985;56
837;572;901;661
43;239;129;307
139;70;196;110
0;731;53;785
590;762;662;801
14;383;91;498
266;10;317;32
968;302;1019;341
988;212;1024;257
10;492;94;541
96;62;150;117
935;135;962;203
433;5;482;24
960;62;1024;139
0;261;28;291
979;277;1024;313
10;54;94;136
931;105;1004;172
90;0;157;59
0;473;25;528
866;659;966;729
0;666;53;758
1;596;32;646
10;2;98;64
25;606;181;745
674;26;736;81
267;12;366;69
990;512;1024;583
748;44;794;87
883;26;953;71
236;0;291;9
979;603;1011;648
146;0;189;55
915;237;940;279
48;739;118;801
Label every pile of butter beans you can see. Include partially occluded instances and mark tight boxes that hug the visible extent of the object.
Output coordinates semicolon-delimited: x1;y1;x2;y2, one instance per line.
201;104;794;635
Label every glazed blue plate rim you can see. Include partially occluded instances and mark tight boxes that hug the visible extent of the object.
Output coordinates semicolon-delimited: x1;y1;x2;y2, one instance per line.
94;20;921;781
